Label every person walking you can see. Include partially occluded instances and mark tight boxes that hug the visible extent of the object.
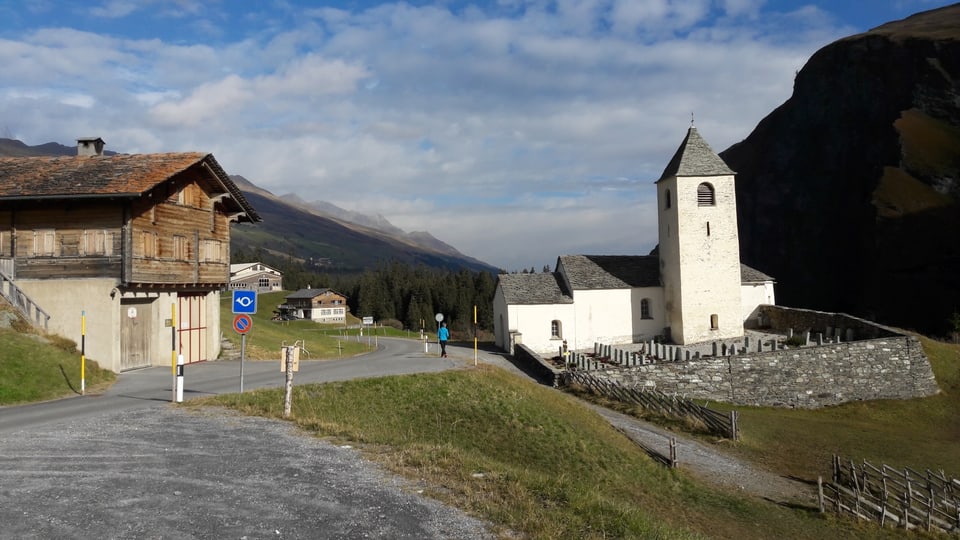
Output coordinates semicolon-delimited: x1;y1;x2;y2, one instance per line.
438;322;450;358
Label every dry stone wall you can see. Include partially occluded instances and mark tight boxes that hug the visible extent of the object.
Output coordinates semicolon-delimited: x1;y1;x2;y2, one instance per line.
580;307;939;408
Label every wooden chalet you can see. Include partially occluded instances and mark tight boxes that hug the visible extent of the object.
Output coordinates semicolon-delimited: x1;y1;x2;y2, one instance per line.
0;139;259;372
282;288;348;323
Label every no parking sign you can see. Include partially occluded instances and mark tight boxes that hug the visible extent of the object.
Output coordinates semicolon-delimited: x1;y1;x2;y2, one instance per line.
233;314;253;334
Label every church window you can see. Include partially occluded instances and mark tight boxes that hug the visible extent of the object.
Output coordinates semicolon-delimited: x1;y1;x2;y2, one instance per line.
640;298;652;319
697;183;716;206
710;314;719;330
551;320;562;339
664;189;671;209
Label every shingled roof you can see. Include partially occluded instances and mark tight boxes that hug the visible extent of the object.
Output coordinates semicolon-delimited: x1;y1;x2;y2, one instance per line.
0;152;259;222
740;264;775;283
657;126;734;182
497;272;574;305
559;255;661;289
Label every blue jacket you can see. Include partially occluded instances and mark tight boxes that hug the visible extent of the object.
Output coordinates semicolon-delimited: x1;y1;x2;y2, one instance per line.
438;327;450;341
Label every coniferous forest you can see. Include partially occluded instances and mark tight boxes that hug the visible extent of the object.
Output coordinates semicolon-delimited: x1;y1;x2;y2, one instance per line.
232;248;498;334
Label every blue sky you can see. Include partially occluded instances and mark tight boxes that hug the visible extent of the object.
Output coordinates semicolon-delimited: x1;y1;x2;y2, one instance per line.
0;0;953;270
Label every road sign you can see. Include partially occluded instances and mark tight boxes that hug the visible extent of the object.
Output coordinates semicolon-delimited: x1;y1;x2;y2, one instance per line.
233;314;253;334
435;313;444;323
232;290;257;314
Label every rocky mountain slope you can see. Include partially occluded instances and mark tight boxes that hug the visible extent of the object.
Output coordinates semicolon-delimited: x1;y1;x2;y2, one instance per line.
720;4;960;334
229;176;498;273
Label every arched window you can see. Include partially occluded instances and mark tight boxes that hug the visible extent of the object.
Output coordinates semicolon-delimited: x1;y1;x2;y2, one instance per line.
664;189;671;209
640;298;652;319
551;320;562;338
710;314;719;330
697;183;715;206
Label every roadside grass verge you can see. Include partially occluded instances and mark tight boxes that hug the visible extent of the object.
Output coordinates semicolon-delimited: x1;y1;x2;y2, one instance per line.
0;327;115;405
192;365;907;539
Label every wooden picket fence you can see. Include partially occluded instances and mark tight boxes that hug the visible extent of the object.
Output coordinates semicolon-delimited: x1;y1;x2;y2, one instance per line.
819;456;960;534
562;370;739;440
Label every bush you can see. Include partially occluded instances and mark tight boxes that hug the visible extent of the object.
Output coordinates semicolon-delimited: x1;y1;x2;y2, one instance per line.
380;318;404;330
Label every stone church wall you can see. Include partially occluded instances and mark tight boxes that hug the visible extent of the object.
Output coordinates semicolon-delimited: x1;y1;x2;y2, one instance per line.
578;307;939;408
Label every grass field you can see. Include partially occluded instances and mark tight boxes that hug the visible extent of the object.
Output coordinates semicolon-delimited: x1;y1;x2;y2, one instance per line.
193;337;960;538
218;291;422;360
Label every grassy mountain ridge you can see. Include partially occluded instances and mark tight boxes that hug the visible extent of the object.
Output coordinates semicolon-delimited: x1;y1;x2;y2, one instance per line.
229;176;499;273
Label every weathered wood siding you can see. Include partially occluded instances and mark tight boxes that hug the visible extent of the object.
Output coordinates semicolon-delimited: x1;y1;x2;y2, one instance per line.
2;165;234;286
128;171;231;286
5;205;124;279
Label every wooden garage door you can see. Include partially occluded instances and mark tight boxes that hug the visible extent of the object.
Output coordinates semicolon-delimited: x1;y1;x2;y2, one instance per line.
177;293;207;364
120;299;153;371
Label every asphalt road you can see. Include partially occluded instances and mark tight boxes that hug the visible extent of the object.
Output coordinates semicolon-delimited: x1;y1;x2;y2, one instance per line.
0;338;513;539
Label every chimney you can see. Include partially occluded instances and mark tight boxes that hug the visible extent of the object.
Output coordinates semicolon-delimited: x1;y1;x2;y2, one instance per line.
77;137;105;157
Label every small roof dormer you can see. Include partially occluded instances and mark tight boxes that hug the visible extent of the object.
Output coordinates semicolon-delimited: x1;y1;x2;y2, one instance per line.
77;137;105;157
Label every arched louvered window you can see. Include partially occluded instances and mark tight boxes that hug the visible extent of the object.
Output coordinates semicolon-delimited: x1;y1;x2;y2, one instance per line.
697;183;715;206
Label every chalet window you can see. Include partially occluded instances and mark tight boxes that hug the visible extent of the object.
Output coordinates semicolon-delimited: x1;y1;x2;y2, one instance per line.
258;277;270;288
33;229;57;256
551;320;562;339
697;183;716;206
640;298;652;319
82;230;113;256
173;235;188;260
139;231;158;258
201;240;222;262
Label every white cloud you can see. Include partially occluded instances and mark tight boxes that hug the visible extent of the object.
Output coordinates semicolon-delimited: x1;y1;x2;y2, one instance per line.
0;0;868;270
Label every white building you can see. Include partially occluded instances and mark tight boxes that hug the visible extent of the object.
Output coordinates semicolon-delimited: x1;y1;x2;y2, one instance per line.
229;262;283;293
493;126;776;355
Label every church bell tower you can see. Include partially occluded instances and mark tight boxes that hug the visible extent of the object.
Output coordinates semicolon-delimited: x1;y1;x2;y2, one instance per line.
656;126;743;345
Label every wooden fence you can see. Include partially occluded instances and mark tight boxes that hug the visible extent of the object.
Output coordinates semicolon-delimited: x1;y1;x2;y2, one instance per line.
818;456;959;534
562;370;739;440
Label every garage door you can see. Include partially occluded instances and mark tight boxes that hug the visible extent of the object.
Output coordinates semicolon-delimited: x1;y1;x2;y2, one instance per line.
177;293;208;364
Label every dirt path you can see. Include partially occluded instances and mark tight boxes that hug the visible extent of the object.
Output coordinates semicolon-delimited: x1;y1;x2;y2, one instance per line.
587;404;817;505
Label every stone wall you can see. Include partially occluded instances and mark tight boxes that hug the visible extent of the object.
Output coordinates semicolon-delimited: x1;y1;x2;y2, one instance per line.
759;305;899;340
579;307;940;408
513;344;563;387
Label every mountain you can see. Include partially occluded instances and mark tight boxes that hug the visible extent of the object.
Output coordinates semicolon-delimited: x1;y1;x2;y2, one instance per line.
228;176;499;274
275;192;470;258
0;139;498;274
0;138;117;157
720;4;960;335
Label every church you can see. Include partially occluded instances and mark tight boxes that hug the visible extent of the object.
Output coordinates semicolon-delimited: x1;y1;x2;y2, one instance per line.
493;126;776;355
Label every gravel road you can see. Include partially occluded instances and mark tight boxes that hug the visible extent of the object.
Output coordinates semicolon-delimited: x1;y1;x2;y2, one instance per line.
0;406;496;540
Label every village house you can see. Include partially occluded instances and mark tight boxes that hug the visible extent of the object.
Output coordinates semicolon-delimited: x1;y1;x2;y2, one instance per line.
282;287;349;323
493;126;776;355
229;262;283;293
0;138;259;372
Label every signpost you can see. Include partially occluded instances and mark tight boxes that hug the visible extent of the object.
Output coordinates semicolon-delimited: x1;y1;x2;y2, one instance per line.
232;290;257;393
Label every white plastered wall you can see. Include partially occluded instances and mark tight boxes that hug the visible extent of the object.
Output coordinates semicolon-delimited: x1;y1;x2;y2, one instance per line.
741;282;776;324
671;174;743;344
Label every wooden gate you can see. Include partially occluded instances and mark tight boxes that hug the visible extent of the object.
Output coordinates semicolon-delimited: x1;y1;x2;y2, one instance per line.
177;293;208;364
120;299;153;371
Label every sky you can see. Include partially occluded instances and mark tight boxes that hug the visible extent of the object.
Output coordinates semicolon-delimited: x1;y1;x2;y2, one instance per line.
0;0;954;271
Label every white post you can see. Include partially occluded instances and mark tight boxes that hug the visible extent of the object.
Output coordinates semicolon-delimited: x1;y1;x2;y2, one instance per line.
175;354;184;403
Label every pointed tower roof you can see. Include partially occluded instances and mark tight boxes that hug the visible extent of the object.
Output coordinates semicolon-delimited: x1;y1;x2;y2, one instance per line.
656;126;734;182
